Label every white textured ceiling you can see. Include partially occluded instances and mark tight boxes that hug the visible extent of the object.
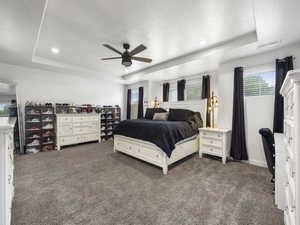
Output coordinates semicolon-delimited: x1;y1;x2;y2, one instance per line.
0;0;300;83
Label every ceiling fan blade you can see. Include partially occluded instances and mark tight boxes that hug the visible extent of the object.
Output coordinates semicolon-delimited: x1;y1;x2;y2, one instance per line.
101;57;122;60
132;56;152;63
129;44;147;56
103;44;123;55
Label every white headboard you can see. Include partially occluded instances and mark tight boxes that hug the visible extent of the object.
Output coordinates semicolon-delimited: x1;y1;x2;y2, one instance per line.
160;99;207;126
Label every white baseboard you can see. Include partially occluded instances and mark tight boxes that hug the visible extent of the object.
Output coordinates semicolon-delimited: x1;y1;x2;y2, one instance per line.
245;159;268;168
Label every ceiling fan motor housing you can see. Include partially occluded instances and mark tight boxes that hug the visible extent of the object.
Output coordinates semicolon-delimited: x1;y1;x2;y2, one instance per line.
123;43;130;50
122;52;132;67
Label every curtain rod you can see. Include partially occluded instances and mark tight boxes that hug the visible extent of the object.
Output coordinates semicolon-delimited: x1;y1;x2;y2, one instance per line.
276;56;296;62
160;74;210;84
241;56;296;70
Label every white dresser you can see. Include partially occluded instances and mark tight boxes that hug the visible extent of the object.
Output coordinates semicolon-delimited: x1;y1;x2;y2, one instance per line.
0;118;16;225
280;69;300;225
274;133;287;211
199;128;231;164
56;114;101;150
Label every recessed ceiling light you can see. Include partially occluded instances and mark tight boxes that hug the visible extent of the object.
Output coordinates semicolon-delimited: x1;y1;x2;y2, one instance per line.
51;47;60;54
200;40;207;46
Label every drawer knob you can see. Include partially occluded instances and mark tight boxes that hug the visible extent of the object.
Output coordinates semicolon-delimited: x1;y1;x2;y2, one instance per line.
291;206;295;213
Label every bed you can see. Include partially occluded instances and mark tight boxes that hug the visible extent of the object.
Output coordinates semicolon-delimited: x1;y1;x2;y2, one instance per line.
113;100;207;175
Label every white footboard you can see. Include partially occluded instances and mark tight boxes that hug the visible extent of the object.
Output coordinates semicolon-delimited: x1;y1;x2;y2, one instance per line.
114;135;199;175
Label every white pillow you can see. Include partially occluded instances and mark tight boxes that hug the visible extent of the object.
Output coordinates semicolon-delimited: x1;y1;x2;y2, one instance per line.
153;112;169;120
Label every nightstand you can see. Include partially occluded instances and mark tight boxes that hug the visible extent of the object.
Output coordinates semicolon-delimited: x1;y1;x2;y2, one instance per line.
199;128;231;164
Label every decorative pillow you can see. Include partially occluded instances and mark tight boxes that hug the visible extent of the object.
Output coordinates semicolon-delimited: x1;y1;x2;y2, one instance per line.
153;112;169;120
187;112;203;130
168;108;194;121
144;108;167;120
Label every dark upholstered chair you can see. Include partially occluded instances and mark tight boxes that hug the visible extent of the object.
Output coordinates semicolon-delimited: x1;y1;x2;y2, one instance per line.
259;128;275;183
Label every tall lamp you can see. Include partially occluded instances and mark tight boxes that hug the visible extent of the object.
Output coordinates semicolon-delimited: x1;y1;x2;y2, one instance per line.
150;97;160;108
207;91;218;128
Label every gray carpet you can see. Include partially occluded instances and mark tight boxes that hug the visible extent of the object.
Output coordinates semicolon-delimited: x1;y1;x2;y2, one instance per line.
12;141;283;225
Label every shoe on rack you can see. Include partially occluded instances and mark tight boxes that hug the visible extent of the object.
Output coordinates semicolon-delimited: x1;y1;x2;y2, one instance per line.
27;109;40;115
27;118;40;123
42;109;53;114
42;124;53;129
27;148;39;154
27;139;40;146
29;134;40;139
42;117;52;122
26;127;40;131
101;126;105;130
42;131;53;137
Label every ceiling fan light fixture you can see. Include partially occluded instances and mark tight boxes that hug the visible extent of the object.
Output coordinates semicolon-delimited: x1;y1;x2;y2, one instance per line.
122;57;132;67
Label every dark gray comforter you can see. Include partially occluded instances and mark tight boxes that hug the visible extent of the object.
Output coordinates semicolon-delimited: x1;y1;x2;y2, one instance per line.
113;119;198;157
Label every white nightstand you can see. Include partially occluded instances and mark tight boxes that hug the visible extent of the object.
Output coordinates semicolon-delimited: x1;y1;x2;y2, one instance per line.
199;128;232;164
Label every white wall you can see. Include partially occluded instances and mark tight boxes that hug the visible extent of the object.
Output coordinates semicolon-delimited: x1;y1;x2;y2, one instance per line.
216;42;300;167
0;63;124;108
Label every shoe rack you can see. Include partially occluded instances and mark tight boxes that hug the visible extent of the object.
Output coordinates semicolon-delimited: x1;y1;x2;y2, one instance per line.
100;106;121;141
24;104;56;153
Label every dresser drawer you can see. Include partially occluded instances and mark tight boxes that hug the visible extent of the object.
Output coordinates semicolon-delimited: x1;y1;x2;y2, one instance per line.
201;131;223;140
73;127;88;134
59;135;81;145
286;89;294;119
82;133;99;142
138;145;162;162
86;121;98;129
285;187;296;225
59;125;73;136
284;122;294;149
200;145;222;156
202;138;222;148
87;116;99;121
58;117;73;123
114;139;137;155
73;116;86;122
287;148;296;181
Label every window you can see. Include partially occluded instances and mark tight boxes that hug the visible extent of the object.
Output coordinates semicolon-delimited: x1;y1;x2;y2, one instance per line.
244;71;275;97
169;88;177;102
167;79;202;102
0;103;10;116
186;86;202;101
131;90;139;119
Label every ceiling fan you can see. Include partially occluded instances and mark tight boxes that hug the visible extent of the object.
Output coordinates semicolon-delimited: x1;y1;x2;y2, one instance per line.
101;43;152;67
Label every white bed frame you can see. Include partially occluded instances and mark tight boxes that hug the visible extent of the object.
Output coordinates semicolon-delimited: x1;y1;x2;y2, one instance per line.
113;100;207;175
